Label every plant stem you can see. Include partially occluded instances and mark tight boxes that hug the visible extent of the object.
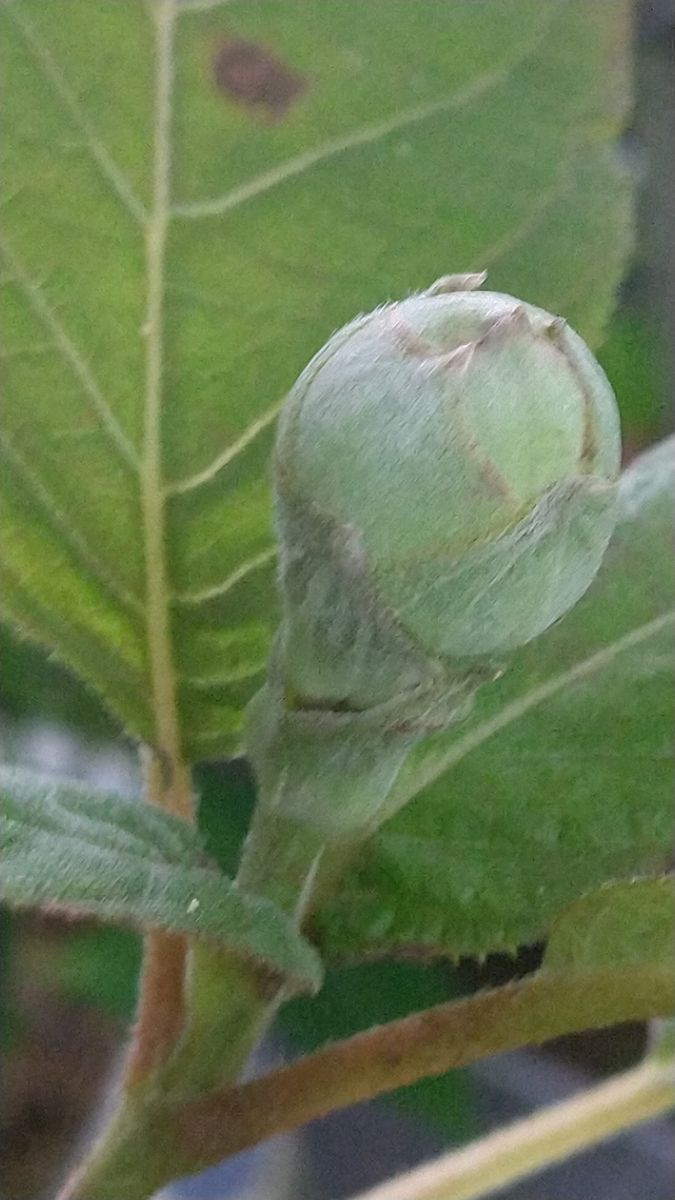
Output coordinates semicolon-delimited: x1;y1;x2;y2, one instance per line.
122;752;192;1085
56;1096;195;1200
125;929;187;1085
346;1058;675;1200
173;963;674;1170
236;807;326;915
56;774;326;1193
55;751;195;1200
58;961;673;1197
158;808;326;1097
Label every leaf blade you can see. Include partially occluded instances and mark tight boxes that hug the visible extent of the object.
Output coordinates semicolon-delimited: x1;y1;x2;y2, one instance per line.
0;0;633;758
0;767;322;992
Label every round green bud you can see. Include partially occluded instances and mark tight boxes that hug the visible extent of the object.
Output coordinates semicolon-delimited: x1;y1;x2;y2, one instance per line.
274;274;620;713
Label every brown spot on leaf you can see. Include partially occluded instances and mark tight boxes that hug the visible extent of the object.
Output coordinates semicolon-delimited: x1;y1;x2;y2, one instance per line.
213;38;306;121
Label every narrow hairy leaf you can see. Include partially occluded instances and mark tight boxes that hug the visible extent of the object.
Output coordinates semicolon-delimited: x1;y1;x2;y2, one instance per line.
0;765;203;862
316;438;675;960
0;0;631;761
0;766;321;991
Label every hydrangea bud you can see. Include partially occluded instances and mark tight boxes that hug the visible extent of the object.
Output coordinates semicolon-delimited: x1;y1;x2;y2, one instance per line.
274;274;620;715
246;275;620;837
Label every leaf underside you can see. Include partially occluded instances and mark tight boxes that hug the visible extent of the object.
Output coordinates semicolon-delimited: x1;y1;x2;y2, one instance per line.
0;0;632;760
0;766;322;992
315;439;675;962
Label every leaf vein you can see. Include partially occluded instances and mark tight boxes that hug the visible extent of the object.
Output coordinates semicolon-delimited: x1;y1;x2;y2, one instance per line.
400;612;675;806
180;663;266;691
166;402;282;495
0;431;144;618
0;236;140;470
174;546;276;607
479;164;571;270
171;9;556;221
9;6;148;226
141;0;186;787
177;0;238;11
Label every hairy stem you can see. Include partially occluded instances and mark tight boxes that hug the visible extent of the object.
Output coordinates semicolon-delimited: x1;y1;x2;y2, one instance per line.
55;752;194;1200
158;808;326;1097
124;752;193;1084
348;1057;675;1200
57;961;672;1198
126;929;187;1086
173;963;674;1172
56;1098;195;1200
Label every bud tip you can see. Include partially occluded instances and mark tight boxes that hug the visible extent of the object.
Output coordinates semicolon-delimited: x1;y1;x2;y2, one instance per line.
425;271;487;296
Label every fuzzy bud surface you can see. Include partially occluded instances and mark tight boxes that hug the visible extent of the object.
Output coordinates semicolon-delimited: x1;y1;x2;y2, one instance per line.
274;274;620;715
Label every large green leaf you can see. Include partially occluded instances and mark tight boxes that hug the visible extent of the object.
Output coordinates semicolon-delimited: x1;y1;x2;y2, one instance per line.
315;437;675;960
0;766;322;991
0;0;631;762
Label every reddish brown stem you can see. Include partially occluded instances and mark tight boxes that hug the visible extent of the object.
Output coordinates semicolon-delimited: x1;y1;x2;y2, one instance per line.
55;963;673;1200
174;964;674;1171
120;753;193;1084
125;930;187;1085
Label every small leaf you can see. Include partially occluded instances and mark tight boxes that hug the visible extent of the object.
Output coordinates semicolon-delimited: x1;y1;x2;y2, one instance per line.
544;877;675;973
0;766;322;992
1;763;204;863
0;0;632;762
315;438;675;961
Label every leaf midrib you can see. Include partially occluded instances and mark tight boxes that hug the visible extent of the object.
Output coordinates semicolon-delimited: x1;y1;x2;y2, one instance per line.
9;5;147;227
141;0;186;796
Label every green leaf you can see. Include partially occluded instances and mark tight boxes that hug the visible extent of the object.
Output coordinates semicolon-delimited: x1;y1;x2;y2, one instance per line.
544;877;675;973
0;766;322;992
315;437;675;961
0;0;632;761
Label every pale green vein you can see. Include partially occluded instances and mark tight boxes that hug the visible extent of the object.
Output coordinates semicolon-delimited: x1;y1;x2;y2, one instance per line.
166;401;282;496
0;341;54;361
171;7;556;220
478;162;572;271
0;556;148;711
0;236;140;469
8;5;148;226
188;722;244;757
479;72;625;275
141;0;184;773
181;662;266;691
0;431;144;617
173;546;276;607
397;612;675;809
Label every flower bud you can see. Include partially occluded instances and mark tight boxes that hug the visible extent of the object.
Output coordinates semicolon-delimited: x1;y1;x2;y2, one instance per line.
274;274;620;714
246;277;621;839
